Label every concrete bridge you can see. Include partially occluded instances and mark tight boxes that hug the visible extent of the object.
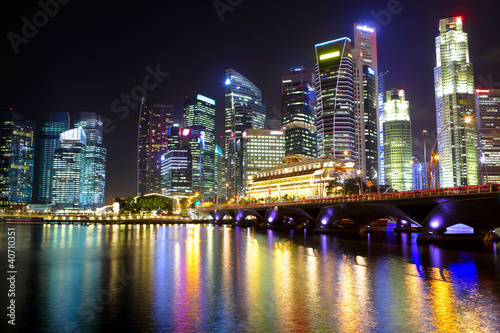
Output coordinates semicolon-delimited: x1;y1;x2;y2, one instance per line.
197;185;500;243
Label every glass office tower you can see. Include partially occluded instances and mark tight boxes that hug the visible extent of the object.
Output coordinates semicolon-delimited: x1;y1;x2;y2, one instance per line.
383;89;413;192
0;109;36;205
36;112;70;204
434;17;478;187
314;38;355;162
281;67;317;160
138;102;174;194
476;89;500;184
224;69;266;199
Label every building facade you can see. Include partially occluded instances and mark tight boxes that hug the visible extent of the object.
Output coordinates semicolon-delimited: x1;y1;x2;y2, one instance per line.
476;89;500;184
138;102;174;194
52;127;87;211
352;24;379;183
378;70;388;186
36;112;70;204
281;67;317;160
242;129;285;196
383;89;412;192
315;38;355;162
0;109;36;206
183;95;216;197
75;112;106;210
224;69;266;199
434;17;478;187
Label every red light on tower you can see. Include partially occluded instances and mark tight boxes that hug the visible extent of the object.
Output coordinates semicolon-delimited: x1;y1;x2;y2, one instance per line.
457;17;462;24
9;107;13;110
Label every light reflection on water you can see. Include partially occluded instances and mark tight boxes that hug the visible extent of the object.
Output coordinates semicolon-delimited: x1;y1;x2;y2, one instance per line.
0;224;499;332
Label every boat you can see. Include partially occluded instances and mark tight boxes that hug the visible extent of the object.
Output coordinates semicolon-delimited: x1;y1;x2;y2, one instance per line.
4;216;46;224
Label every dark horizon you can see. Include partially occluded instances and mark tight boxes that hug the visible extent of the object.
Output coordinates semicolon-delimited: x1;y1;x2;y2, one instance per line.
2;0;500;203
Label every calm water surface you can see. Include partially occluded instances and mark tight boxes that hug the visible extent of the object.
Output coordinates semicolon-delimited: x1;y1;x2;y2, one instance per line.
1;223;499;332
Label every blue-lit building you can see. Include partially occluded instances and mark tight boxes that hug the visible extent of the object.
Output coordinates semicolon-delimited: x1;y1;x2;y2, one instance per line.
315;38;355;162
52;127;87;211
161;125;192;197
412;161;436;190
183;95;216;197
0;109;36;207
224;69;266;199
281;67;317;160
75;112;107;210
36;112;70;204
378;71;387;186
214;144;224;202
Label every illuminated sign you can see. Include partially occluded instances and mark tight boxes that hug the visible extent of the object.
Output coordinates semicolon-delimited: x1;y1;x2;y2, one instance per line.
315;37;350;47
476;89;490;93
270;131;283;135
356;25;375;33
319;51;340;60
225;78;231;85
368;67;375;75
182;128;191;136
197;94;215;105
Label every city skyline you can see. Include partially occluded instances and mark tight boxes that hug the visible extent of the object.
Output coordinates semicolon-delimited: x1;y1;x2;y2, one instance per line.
3;1;500;201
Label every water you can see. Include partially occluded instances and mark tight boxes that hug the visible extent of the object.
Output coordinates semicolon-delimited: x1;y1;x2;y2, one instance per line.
1;224;499;332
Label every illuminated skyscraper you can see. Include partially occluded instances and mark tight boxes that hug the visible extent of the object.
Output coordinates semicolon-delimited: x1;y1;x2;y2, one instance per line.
353;24;379;183
52;127;86;211
378;71;388;185
315;38;355;162
281;67;317;160
434;17;478;187
75;112;106;210
476;89;500;184
242;129;285;195
183;95;216;197
138;102;174;194
36;112;70;204
224;69;266;199
214;144;224;202
161;125;191;197
383;89;412;192
0;109;36;206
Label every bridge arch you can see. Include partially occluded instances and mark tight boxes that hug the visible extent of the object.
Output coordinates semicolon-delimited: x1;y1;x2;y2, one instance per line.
264;207;316;229
234;209;264;227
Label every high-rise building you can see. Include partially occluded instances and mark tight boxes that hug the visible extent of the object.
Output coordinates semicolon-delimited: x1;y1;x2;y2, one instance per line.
352;24;379;183
179;126;206;195
434;17;478;187
0;109;36;206
224;69;266;198
314;38;355;162
412;161;436;191
161;125;192;197
36;112;70;204
378;71;388;186
214;144;224;202
52;127;87;211
281;67;317;160
75;112;106;210
476;89;500;184
383;89;412;192
138;102;174;194
183;95;216;197
242;129;285;196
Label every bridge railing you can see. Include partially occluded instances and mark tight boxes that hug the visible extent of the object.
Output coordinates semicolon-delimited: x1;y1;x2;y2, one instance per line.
200;183;499;211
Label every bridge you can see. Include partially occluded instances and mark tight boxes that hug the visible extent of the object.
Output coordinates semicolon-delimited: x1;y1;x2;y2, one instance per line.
197;185;500;243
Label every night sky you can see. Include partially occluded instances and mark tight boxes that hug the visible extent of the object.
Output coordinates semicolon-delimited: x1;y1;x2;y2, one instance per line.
2;0;499;203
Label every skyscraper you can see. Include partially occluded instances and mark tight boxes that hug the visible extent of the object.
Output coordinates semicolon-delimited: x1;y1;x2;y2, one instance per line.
224;69;266;199
183;95;216;197
242;129;285;195
383;89;412;192
476;89;500;184
281;67;317;160
378;70;388;186
0;109;36;206
353;24;379;182
36;112;70;204
138;102;174;194
315;38;355;162
52;127;87;211
434;17;478;187
75;112;106;210
214;144;224;202
161;125;192;197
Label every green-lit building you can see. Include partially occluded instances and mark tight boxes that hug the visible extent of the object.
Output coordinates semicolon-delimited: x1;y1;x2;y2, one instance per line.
383;89;412;192
183;95;216;197
281;67;317;160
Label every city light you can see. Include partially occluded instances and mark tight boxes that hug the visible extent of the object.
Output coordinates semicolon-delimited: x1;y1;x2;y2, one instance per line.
319;51;340;60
